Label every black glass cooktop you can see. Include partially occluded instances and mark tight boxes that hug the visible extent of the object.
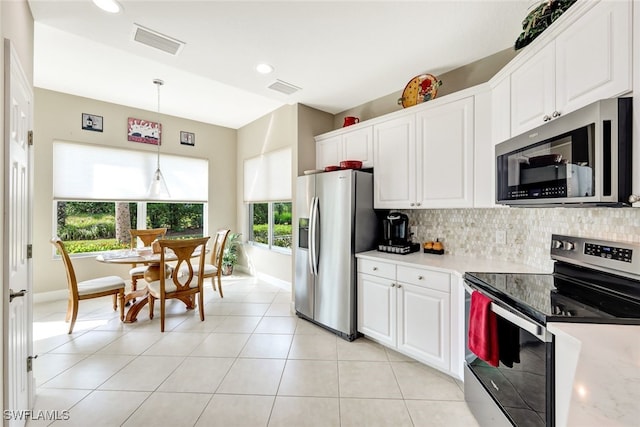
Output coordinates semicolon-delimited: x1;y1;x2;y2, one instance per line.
464;266;640;326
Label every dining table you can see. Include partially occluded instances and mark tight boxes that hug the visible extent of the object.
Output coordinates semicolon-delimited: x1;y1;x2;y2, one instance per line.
96;247;205;323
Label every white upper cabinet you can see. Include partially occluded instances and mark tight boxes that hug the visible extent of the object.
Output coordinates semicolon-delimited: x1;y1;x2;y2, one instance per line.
416;96;474;208
316;134;342;169
343;127;373;166
373;116;416;209
510;0;631;137
491;76;511;146
373;96;475;209
555;0;631;114
510;45;556;136
315;126;373;170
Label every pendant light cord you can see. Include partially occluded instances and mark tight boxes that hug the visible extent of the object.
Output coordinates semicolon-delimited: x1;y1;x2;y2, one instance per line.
153;78;164;170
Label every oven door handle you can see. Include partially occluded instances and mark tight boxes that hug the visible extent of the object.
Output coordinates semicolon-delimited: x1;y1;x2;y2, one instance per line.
465;282;551;342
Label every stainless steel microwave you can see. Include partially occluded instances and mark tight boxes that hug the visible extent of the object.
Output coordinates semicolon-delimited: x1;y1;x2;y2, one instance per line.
496;97;632;206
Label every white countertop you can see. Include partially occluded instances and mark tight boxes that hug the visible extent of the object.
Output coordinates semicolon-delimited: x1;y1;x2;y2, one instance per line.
549;323;640;426
356;250;550;277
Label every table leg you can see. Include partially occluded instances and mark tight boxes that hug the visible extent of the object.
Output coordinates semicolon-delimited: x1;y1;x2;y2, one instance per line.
123;288;149;323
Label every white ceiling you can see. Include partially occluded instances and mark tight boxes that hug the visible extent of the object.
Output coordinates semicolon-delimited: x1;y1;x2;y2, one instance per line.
28;0;532;129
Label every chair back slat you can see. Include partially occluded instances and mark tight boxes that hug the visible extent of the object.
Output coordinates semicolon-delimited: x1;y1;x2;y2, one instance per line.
159;237;210;294
211;229;230;269
50;238;79;297
130;228;167;248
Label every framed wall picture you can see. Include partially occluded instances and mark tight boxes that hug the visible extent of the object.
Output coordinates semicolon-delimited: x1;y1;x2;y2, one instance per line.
127;117;161;145
82;113;103;132
180;131;195;146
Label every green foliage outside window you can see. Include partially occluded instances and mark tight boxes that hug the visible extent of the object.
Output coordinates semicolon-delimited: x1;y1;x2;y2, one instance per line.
56;201;204;254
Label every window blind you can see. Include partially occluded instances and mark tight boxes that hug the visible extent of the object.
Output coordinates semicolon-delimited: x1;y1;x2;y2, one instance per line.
53;141;208;202
243;147;291;202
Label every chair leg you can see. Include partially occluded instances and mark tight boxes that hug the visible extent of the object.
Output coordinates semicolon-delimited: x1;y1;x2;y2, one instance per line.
160;298;166;332
68;300;79;334
118;290;125;321
112;294;117;311
210;276;216;291
65;298;73;322
148;295;155;320
131;277;137;292
199;291;205;321
217;274;224;298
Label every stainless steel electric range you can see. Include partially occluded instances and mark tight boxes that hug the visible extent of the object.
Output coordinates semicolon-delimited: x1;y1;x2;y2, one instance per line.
463;234;640;427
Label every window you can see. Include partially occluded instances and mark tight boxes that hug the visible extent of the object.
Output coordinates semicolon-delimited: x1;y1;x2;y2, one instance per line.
249;201;292;251
243;148;292;252
52;141;209;255
55;201;205;254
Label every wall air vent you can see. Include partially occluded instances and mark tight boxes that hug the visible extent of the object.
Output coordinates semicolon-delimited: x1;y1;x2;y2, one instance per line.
132;24;185;55
268;80;302;95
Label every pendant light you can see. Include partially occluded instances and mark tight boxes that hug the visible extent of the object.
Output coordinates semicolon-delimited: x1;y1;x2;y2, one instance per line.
147;78;170;199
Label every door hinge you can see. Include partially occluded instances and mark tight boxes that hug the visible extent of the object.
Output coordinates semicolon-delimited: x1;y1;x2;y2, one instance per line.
28;130;33;146
27;244;32;259
27;355;37;372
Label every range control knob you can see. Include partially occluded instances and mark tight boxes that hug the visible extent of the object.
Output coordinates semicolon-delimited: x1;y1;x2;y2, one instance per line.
562;241;575;251
551;240;563;249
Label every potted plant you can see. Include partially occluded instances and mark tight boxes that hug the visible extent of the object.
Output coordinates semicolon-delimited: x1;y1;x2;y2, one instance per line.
222;232;241;275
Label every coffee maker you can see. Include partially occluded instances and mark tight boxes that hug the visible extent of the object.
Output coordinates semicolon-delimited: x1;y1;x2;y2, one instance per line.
378;212;420;254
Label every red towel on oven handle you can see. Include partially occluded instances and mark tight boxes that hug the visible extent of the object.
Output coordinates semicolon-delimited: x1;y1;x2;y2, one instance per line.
468;290;499;367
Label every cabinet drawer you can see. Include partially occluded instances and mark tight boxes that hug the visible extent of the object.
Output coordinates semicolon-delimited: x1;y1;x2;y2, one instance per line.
358;259;396;280
397;266;450;293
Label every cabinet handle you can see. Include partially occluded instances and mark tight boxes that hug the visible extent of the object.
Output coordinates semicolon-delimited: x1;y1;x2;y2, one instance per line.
391;283;396;288
418;275;424;280
543;115;551;122
416;202;421;207
397;284;402;289
552;110;561;118
410;202;415;207
372;267;378;271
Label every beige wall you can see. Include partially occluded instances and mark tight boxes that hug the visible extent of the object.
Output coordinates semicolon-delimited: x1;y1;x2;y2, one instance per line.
1;0;34;412
33;89;237;295
236;104;297;283
334;47;518;129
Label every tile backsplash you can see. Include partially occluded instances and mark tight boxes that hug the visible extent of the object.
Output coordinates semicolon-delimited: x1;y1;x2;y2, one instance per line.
404;207;640;271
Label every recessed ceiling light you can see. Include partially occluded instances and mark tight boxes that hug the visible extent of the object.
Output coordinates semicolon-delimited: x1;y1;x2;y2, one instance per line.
256;63;274;74
92;0;123;14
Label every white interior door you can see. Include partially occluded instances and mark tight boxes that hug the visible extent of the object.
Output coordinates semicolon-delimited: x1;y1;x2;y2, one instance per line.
5;39;34;427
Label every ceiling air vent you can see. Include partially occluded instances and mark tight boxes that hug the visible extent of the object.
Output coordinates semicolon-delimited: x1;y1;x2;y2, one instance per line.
132;24;185;55
268;80;302;95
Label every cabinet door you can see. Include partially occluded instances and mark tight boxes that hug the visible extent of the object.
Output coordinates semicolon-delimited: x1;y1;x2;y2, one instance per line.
397;282;450;371
555;0;631;115
491;76;511;145
511;45;556;136
416;96;474;208
357;273;396;347
316;135;342;169
343;126;374;168
373;116;416;209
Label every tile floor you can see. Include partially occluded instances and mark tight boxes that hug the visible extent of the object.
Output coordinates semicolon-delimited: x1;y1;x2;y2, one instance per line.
29;274;479;427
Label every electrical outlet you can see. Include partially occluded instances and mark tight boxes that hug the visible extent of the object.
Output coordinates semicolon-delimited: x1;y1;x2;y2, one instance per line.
496;230;507;245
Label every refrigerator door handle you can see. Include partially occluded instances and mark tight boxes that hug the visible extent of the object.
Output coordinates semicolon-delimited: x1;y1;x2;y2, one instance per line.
310;196;320;276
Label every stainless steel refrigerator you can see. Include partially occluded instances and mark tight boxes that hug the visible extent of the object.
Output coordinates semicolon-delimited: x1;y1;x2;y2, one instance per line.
294;169;378;341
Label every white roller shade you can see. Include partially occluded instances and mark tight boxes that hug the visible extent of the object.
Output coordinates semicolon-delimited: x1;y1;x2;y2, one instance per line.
243;148;291;202
53;141;208;202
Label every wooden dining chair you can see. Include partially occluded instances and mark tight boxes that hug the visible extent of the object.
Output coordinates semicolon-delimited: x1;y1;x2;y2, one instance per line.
182;229;229;298
147;237;210;332
51;238;125;334
129;228;167;291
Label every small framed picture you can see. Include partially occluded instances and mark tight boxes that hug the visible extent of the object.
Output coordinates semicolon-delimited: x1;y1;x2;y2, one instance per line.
82;113;103;132
180;131;195;146
127;117;161;145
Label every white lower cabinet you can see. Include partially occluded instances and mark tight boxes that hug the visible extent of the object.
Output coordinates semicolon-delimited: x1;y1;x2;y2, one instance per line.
397;282;450;371
357;259;453;374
